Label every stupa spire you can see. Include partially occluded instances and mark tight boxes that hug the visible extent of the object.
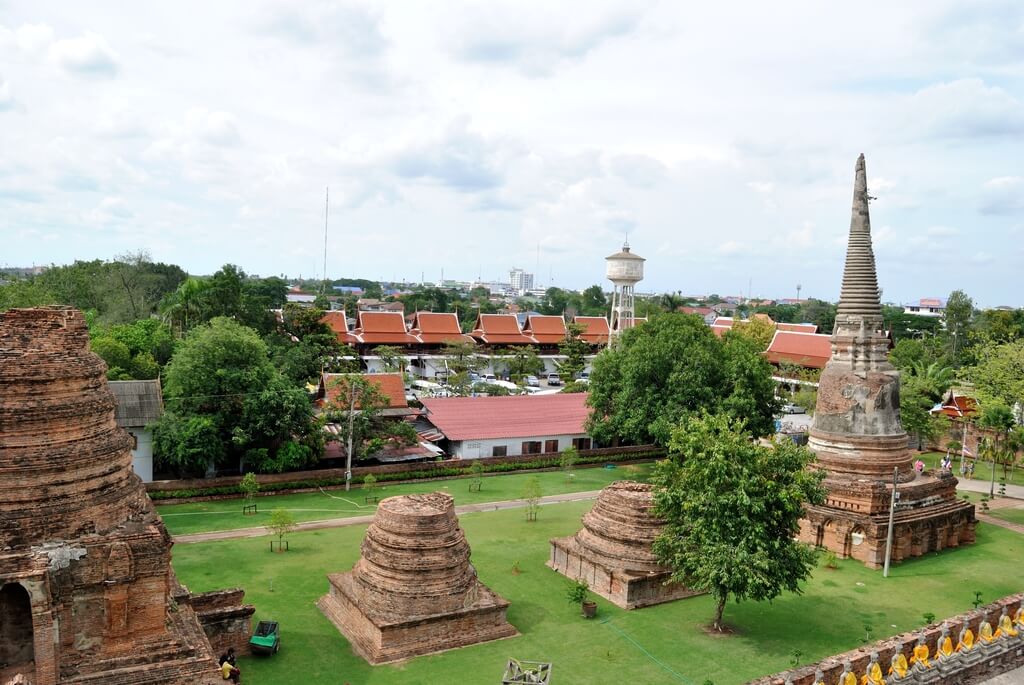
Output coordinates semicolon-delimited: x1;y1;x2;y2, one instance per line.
836;154;882;317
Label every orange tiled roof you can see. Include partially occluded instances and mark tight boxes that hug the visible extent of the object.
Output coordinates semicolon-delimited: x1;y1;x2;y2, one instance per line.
522;315;567;344
764;331;832;369
574;316;610;344
470;314;536;345
319;372;408;409
409;312;474;344
776;322;818;334
320;311;358;345
353;311;420;345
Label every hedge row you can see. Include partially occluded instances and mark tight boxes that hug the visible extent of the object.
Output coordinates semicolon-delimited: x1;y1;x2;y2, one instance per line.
149;449;664;501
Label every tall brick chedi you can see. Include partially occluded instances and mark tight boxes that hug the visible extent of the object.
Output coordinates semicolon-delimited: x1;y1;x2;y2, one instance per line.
798;156;975;568
0;307;222;685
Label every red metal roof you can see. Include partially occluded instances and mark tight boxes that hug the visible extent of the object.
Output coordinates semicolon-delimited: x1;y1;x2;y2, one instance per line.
712;316;735;328
319;372;409;409
710;325;730;338
354;311;420;345
574;316;610;344
409;312;474;344
522;315;567;344
764;331;832;369
421;393;590;441
679;306;714;316
470;314;536;345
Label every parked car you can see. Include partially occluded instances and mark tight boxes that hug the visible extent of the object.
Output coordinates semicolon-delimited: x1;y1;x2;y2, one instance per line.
576;371;590;383
525;375;540;387
781;402;805;414
482;373;497;382
249;620;280;655
546;373;563;386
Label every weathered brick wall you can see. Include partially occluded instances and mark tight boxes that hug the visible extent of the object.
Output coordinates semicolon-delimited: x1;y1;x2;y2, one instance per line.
146;444;664;495
748;593;1024;685
188;589;255;656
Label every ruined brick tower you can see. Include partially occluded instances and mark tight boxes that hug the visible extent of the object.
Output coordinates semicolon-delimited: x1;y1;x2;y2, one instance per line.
798;155;975;568
548;481;701;609
318;492;516;664
0;307;222;685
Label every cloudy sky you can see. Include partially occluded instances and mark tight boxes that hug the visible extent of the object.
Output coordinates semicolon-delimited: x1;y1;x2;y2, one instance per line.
2;1;1023;305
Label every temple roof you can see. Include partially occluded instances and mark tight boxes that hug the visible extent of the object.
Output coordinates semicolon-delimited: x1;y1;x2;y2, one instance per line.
836;154;883;317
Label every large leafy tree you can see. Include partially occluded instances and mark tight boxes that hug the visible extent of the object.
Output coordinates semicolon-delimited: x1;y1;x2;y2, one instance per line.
587;314;779;445
503;345;545;383
652;413;825;631
945;289;974;362
963;339;1024;412
154;317;316;476
557;323;589;382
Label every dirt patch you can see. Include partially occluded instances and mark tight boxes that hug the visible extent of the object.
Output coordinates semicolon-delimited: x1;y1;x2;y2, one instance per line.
701;623;741;637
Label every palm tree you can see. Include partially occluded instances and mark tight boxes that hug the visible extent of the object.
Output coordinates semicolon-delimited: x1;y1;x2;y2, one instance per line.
159;277;209;336
909;361;954;401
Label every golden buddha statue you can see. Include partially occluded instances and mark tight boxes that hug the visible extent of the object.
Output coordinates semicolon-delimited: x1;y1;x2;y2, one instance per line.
860;651;885;685
956;625;975;651
934;625;954;660
908;635;931;669
888;652;908;679
996;608;1019;638
978;619;996;643
839;659;857;685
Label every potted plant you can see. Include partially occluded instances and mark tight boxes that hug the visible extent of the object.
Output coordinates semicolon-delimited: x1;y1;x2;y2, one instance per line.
566;579;596;619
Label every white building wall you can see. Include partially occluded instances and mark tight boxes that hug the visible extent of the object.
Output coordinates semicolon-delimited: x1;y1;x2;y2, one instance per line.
127;427;154;482
449;433;589;459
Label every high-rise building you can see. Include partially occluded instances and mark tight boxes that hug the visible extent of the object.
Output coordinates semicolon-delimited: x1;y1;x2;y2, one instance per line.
509;268;534;295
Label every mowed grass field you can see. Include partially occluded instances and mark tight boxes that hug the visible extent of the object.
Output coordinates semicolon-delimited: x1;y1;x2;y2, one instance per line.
158;463;652;536
171;499;1024;685
917;450;1024;488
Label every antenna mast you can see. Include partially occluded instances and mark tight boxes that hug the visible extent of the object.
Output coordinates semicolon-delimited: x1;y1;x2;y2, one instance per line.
322;186;329;295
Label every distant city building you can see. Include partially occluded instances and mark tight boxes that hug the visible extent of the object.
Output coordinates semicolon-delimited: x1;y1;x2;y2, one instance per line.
903;298;945;318
509;268;534;295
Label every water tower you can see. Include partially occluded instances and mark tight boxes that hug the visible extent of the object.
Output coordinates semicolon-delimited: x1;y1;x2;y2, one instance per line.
606;241;645;341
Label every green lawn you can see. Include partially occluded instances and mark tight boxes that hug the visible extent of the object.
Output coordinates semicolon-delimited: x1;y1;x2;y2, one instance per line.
158;464;652;536
171;501;1024;685
918;451;1024;488
988;507;1024;526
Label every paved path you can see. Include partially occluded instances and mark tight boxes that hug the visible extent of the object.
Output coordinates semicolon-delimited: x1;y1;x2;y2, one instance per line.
956;476;1024;499
173;490;603;544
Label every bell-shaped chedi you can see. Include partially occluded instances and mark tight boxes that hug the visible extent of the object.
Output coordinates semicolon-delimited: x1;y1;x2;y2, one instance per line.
548;481;701;609
318;492;516;664
798;157;975;569
0;307;226;685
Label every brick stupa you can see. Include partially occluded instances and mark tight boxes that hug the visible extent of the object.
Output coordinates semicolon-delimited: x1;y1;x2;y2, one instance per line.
318;492;516;664
797;155;975;568
548;481;700;609
0;307;226;685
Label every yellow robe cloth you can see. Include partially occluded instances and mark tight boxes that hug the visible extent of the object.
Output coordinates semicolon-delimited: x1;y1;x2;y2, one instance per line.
956;629;975;651
935;636;953;659
996;615;1019;638
888;653;909;678
840;672;858;685
1015;608;1024;628
860;661;885;685
979;622;995;643
909;644;931;668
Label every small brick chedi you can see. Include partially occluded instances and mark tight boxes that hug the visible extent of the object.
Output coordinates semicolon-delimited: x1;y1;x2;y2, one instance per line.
0;307;236;685
798;156;975;568
548;481;700;609
318;492;516;664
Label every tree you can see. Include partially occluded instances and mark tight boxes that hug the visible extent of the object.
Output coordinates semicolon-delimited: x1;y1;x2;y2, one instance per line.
154;318;316;476
323;375;416;464
945;290;974;361
442;340;484;395
652;413;825;631
91;337;133;378
521;475;542;522
557;323;588;383
730;317;775;350
900;376;939;450
504;345;544;384
579;285;608;316
797;299;836;335
373;345;405;374
587;314;779;446
560;446;579;482
267;508;297;551
240;472;260;508
963;339;1024;412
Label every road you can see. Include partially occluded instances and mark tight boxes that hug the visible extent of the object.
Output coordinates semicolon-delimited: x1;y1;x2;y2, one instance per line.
173;489;603;544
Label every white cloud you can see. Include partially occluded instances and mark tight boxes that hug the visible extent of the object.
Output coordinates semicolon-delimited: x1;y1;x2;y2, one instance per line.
980;176;1024;214
904;78;1024;140
186;108;242;147
49;32;119;76
0;75;14;111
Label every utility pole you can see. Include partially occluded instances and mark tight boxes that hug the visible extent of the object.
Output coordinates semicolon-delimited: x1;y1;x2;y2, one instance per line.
989;434;998;498
322;187;329;295
345;381;358;492
883;466;899;578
